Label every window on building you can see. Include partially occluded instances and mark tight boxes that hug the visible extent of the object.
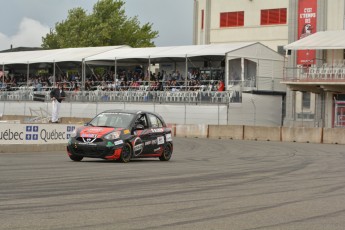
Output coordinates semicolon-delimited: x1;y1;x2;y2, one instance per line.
201;10;204;30
220;11;244;28
261;8;287;25
302;92;311;109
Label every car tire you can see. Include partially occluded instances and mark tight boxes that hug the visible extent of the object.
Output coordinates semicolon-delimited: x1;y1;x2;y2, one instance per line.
69;155;83;161
120;142;132;163
159;142;172;161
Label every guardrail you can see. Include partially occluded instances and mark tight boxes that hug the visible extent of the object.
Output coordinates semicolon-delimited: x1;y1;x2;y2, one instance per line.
0;90;240;104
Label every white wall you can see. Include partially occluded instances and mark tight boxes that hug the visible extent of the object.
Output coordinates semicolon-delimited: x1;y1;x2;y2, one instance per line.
0;95;284;127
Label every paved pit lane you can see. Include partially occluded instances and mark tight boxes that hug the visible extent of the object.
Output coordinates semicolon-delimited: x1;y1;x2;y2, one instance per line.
1;138;345;230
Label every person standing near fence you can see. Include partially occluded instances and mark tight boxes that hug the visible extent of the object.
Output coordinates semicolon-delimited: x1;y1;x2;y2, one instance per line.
50;83;66;123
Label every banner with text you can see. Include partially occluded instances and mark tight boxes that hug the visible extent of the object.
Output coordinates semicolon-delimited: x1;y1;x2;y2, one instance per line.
297;0;317;65
0;124;76;144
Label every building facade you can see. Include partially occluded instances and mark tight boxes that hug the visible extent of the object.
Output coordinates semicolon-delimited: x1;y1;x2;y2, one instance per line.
284;0;345;128
194;0;345;128
193;0;289;52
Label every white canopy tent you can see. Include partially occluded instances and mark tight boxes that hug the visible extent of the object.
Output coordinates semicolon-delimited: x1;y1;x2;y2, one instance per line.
85;43;266;60
0;45;130;86
85;42;284;90
284;30;345;50
0;43;284;91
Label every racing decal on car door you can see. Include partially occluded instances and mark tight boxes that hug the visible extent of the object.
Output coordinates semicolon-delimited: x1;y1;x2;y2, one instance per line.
133;137;144;156
151;128;164;133
157;136;165;145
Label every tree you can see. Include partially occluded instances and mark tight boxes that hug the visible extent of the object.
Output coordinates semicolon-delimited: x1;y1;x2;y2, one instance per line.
42;0;158;48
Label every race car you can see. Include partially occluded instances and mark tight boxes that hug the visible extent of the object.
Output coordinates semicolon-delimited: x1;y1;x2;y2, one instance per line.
67;110;173;163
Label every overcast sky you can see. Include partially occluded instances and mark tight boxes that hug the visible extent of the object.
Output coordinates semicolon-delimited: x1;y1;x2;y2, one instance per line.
0;0;194;51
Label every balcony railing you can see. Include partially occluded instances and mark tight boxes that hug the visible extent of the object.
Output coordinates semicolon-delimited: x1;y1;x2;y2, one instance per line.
284;64;345;82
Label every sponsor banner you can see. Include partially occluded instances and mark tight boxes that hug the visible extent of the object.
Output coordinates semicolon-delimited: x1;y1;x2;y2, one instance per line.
297;0;317;65
0;124;76;144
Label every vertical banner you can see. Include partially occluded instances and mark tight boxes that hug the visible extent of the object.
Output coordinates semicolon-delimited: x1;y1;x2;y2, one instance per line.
297;0;317;65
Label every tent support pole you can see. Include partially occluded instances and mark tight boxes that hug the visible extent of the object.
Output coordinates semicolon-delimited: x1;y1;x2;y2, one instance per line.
27;63;30;87
185;55;188;90
225;53;229;91
53;61;56;85
241;57;244;90
148;56;151;81
114;58;117;91
82;58;85;91
2;63;4;86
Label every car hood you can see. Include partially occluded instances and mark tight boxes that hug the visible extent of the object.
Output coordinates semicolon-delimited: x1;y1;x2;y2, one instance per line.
79;127;123;138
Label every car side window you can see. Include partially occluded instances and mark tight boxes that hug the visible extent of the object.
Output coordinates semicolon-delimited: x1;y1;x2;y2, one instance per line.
148;114;163;128
136;114;148;128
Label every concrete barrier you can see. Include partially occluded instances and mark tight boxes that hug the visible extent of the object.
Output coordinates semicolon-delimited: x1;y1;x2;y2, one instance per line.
1;117;345;154
208;125;244;140
244;126;281;141
175;124;208;138
323;128;345;144
167;123;176;136
0;144;66;153
282;127;322;143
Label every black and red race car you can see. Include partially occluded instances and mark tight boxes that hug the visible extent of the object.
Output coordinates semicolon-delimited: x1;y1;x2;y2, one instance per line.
67;110;173;163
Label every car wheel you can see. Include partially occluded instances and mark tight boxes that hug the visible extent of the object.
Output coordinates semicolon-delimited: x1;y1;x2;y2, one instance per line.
69;155;83;161
159;143;172;161
120;142;132;163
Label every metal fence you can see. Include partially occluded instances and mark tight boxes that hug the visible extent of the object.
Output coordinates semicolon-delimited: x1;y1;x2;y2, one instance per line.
0;92;285;127
0;89;240;104
0;100;230;125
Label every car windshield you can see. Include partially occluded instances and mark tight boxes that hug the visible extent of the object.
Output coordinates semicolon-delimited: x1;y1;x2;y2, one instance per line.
89;112;135;128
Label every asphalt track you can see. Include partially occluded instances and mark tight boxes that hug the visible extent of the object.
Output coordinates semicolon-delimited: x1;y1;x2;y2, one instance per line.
1;138;345;230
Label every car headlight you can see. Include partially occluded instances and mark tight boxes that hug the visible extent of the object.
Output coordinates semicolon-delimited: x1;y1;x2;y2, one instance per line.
104;131;121;140
70;129;77;138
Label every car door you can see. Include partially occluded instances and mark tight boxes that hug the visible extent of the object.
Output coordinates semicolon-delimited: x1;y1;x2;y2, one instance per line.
132;113;153;156
147;113;165;154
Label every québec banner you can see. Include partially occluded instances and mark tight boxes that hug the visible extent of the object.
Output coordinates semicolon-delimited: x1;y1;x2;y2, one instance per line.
0;124;76;144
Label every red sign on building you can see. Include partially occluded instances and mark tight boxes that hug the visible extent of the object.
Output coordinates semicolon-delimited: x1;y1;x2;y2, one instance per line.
297;0;317;65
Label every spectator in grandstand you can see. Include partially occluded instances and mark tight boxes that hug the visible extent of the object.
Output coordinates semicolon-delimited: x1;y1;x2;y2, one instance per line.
100;81;107;91
170;80;179;92
119;81;126;91
172;70;181;81
85;80;92;91
50;83;66;123
167;73;173;81
156;81;163;91
130;80;140;90
217;80;225;91
73;84;80;93
35;80;43;91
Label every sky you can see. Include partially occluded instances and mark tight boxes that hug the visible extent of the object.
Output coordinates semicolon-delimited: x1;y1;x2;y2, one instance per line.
0;0;194;51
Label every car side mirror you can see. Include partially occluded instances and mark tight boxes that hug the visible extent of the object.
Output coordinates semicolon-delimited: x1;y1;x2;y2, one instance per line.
84;122;89;126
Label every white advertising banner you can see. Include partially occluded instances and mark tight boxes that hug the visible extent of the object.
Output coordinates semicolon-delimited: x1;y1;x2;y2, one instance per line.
0;124;77;144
